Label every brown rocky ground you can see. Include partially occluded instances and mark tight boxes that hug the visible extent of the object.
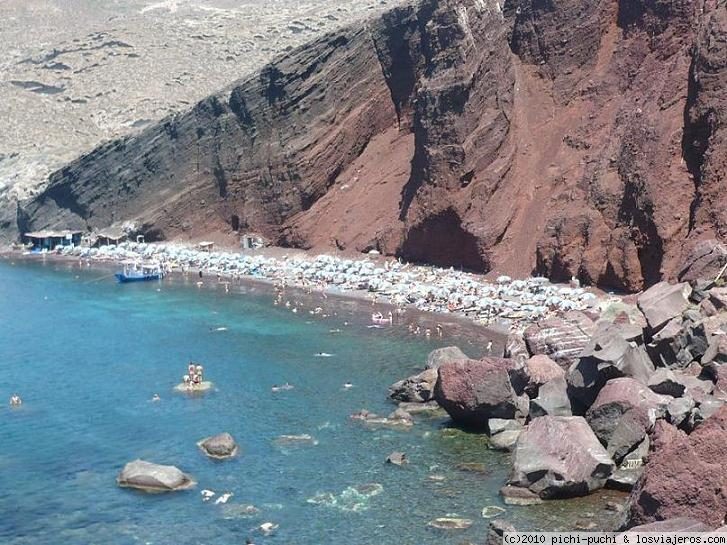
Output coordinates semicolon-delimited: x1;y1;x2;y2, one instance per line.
10;0;727;292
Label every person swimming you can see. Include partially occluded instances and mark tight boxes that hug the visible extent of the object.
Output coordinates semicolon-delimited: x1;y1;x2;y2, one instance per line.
9;394;22;407
152;394;161;402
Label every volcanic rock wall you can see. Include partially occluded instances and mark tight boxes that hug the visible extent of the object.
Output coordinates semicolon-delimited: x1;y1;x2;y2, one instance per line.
17;0;727;291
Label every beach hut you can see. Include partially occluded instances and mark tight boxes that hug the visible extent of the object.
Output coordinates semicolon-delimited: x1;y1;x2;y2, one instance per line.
198;241;215;253
96;229;127;247
23;230;82;251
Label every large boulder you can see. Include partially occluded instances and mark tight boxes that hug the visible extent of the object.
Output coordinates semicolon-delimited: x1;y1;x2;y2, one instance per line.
626;407;727;528
524;355;565;395
509;416;614;499
586;378;671;463
389;368;438;403
488;418;524;452
434;358;526;428
703;336;727;366
637;282;692;332
198;433;239;459
117;460;196;492
523;313;595;370
678;239;727;284
425;346;468;370
530;377;572;418
567;323;656;412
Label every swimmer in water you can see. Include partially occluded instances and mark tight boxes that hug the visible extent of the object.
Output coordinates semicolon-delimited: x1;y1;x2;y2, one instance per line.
152;394;161;402
9;394;22;407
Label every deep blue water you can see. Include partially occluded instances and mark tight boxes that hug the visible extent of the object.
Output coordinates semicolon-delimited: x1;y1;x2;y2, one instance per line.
0;259;622;545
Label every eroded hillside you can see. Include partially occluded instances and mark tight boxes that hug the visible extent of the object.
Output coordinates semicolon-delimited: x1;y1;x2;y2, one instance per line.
15;0;727;291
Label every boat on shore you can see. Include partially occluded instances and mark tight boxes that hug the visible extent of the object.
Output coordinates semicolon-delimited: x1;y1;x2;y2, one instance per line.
115;261;164;283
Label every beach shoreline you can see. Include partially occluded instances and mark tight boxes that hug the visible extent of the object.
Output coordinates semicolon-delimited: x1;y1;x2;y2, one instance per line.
0;241;615;346
2;249;507;356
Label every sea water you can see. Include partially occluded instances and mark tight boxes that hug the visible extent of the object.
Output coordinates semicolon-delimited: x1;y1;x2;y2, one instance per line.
0;259;623;545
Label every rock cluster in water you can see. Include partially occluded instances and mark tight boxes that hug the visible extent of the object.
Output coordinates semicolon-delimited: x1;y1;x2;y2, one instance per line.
54;242;599;326
391;274;727;528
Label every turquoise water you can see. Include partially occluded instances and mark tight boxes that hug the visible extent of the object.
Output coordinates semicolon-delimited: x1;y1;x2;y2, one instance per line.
0;259;622;545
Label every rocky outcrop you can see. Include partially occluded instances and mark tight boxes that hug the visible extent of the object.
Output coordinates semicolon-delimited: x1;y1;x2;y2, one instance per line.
509;416;615;499
586;378;670;463
13;0;726;292
679;240;727;283
198;433;239;459
626;407;727;528
117;460;196;492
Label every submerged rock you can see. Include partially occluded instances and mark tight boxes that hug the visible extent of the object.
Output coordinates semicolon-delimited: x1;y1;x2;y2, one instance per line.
117;460;195;492
386;451;408;466
509;416;614;499
273;434;318;446
174;381;214;393
427;517;473;530
307;483;383;512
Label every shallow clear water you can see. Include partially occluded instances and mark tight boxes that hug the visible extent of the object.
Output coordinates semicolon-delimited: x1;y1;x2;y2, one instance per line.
0;259;623;545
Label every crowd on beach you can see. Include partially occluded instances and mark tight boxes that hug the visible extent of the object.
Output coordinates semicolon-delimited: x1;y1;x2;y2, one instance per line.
46;241;600;329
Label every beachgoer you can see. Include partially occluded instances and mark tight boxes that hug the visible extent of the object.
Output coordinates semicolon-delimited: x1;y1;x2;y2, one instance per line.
199;270;203;278
188;363;195;376
196;365;204;381
425;328;431;338
9;394;22;406
152;394;161;402
194;373;202;385
436;324;443;337
486;340;493;353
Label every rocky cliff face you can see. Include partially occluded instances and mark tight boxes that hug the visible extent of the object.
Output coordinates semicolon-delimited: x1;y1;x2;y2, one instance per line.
16;0;727;292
